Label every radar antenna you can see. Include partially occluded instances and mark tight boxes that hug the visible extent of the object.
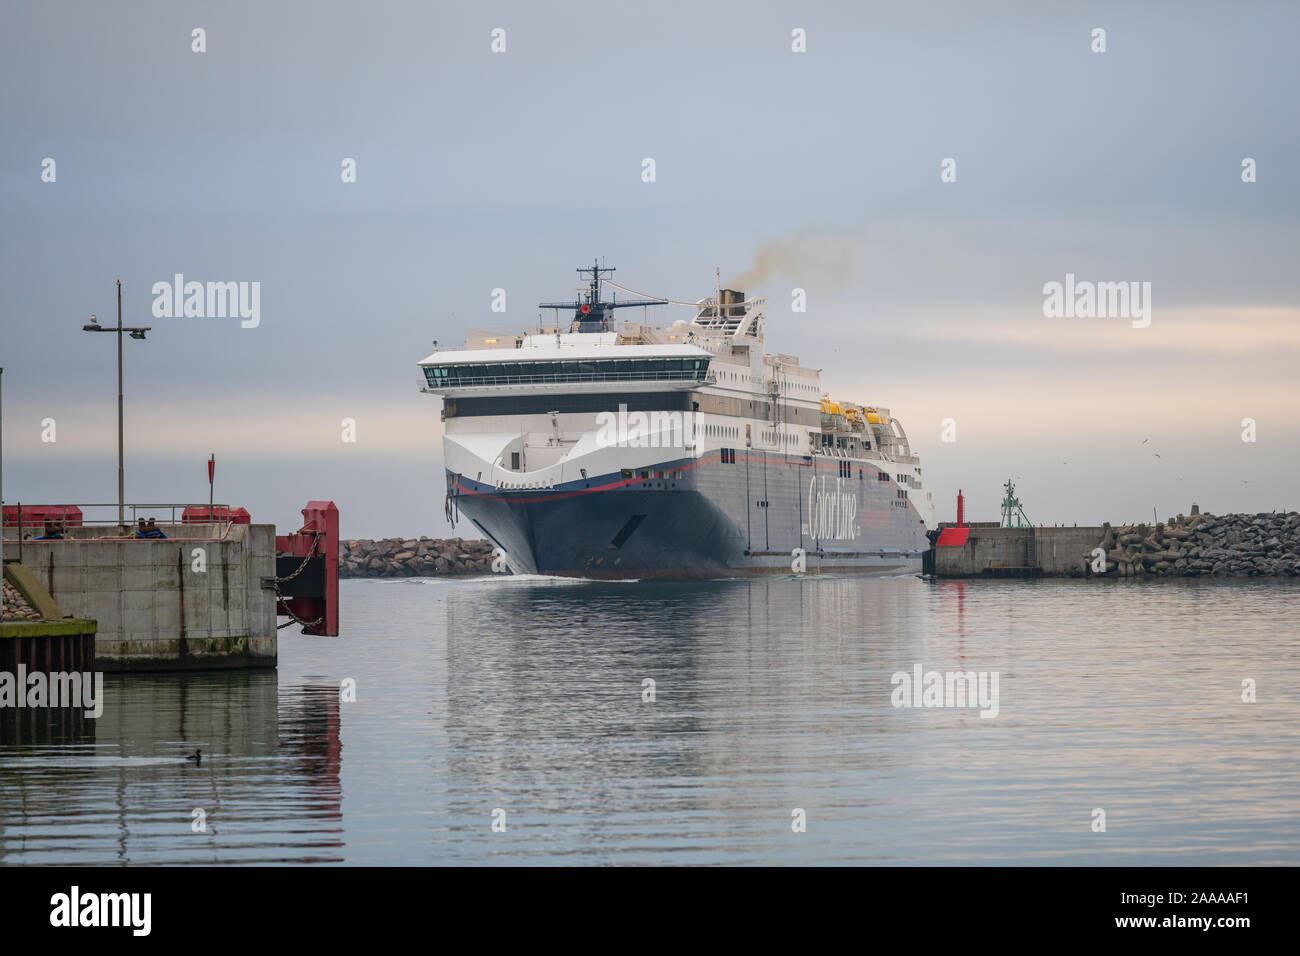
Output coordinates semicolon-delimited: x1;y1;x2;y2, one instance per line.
538;259;667;332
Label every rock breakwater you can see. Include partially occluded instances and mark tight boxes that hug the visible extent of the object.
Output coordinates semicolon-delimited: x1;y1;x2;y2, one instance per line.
341;537;497;578
1087;511;1300;578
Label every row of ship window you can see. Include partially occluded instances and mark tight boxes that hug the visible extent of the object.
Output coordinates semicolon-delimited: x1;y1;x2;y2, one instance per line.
619;469;685;481
714;370;818;393
425;358;709;387
842;464;908;494
704;425;815;448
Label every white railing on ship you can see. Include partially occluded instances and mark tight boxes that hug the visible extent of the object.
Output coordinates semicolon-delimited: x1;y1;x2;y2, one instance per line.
425;370;714;388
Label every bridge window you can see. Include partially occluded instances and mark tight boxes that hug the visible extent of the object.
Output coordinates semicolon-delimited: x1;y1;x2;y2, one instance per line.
423;356;710;388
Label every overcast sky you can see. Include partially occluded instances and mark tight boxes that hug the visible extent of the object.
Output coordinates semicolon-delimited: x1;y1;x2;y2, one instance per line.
2;0;1297;536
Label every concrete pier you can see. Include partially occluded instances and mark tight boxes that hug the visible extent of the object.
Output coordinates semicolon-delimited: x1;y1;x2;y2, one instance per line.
933;512;1300;578
2;521;276;670
934;526;1104;578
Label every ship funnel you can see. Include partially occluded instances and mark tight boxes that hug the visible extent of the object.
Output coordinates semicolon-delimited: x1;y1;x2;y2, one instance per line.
719;289;745;318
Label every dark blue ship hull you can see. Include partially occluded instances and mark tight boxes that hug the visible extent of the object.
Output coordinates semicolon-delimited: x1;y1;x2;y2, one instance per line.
446;450;929;578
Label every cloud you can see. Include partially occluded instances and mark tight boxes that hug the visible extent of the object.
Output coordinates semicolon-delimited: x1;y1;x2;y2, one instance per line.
2;395;444;460
880;306;1300;358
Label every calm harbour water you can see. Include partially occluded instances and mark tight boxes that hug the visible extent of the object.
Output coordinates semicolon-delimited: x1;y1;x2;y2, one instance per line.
2;574;1298;865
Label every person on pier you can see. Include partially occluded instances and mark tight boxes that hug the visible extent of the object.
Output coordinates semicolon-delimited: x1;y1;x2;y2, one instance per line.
136;518;167;539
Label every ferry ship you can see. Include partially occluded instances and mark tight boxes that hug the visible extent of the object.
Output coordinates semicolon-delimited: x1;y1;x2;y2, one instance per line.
419;262;935;577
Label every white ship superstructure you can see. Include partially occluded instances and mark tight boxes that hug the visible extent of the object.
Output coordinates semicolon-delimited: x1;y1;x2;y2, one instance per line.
419;262;934;577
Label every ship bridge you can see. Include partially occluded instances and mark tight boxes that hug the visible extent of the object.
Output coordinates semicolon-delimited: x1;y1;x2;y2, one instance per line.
418;341;714;397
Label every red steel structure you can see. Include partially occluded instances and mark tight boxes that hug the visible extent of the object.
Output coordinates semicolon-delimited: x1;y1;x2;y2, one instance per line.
2;505;84;528
274;500;339;636
181;506;251;524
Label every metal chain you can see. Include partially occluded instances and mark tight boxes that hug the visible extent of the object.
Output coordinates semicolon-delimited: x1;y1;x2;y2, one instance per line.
276;532;323;583
275;531;325;630
274;577;324;630
277;611;323;630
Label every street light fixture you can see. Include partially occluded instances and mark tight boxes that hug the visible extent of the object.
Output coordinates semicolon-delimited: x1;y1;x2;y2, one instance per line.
81;280;151;530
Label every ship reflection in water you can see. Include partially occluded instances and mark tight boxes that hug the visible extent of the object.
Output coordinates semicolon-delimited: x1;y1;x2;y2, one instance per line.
3;574;1299;865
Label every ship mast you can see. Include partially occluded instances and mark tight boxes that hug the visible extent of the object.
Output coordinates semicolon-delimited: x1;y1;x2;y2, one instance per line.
538;259;667;333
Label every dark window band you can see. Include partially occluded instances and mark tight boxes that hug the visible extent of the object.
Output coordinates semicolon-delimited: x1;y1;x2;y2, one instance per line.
425;357;710;389
445;392;692;418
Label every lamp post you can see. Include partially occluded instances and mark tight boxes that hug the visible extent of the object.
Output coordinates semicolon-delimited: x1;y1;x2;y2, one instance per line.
83;280;150;529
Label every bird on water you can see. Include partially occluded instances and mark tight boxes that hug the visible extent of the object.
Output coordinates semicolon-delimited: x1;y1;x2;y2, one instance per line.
186;749;202;766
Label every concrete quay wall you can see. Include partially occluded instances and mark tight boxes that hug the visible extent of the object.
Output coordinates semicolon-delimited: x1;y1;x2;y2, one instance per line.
935;526;1106;578
934;512;1300;579
1;523;277;670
